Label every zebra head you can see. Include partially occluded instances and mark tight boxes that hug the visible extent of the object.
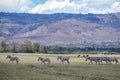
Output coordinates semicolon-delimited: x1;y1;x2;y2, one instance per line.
6;55;11;59
38;57;43;61
57;56;61;61
85;57;90;61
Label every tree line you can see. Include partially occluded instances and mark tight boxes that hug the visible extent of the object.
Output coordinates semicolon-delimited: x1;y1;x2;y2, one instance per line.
0;40;120;54
0;40;47;53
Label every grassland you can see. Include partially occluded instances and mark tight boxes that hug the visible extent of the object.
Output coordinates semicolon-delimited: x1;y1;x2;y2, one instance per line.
0;53;120;80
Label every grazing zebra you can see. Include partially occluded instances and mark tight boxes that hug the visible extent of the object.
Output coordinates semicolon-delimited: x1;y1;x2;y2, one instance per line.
38;57;51;64
86;55;89;57
77;55;81;57
86;57;101;64
57;56;70;64
6;55;19;64
99;57;108;64
83;55;86;58
99;57;119;64
106;57;119;64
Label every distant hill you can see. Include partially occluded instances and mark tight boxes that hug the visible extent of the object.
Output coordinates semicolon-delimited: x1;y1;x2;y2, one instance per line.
0;12;120;45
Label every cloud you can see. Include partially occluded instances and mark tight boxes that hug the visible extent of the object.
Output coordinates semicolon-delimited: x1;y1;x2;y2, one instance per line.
0;0;34;12
0;0;120;14
29;0;120;14
82;0;120;14
29;0;85;14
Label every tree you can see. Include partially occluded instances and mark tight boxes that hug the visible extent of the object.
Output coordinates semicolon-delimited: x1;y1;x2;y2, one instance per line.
20;41;33;53
1;40;7;52
33;42;40;53
39;46;47;53
11;41;18;53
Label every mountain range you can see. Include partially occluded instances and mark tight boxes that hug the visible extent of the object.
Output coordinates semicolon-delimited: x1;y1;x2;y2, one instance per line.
0;12;120;45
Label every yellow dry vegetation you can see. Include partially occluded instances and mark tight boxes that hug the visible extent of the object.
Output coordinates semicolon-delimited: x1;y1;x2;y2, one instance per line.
0;53;120;64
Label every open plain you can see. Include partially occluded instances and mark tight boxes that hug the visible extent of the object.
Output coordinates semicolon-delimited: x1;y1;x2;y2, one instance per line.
0;53;120;80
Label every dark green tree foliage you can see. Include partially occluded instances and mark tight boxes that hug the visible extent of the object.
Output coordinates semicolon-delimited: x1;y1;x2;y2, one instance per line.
33;42;40;53
40;46;47;53
1;40;8;52
11;41;18;53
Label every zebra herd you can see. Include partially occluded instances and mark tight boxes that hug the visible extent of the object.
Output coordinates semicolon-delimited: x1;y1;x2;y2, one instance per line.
6;55;119;64
86;57;119;64
6;55;70;64
37;56;70;64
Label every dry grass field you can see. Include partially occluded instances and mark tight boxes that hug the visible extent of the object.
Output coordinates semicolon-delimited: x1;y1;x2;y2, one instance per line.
0;53;120;80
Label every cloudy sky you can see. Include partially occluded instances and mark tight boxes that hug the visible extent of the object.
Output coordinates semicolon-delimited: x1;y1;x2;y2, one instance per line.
0;0;120;14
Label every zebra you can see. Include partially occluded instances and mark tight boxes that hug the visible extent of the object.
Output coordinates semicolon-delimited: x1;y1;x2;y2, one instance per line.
99;57;119;64
99;57;108;64
85;57;101;64
6;55;19;64
83;55;86;58
77;55;81;57
106;57;119;64
38;57;51;64
57;56;70;64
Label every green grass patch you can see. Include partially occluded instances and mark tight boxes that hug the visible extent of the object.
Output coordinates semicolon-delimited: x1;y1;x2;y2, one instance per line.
0;62;120;80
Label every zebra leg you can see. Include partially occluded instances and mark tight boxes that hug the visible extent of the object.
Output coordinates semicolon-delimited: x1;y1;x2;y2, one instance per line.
109;61;112;64
91;61;93;64
115;60;118;64
43;62;46;64
49;60;51;63
115;59;119;64
100;61;103;64
61;60;64;64
98;61;100;65
48;61;50;64
95;61;97;64
12;61;13;63
60;61;62;64
89;61;92;64
60;60;62;64
16;61;18;64
89;62;90;64
67;60;69;64
106;61;108;64
48;60;50;64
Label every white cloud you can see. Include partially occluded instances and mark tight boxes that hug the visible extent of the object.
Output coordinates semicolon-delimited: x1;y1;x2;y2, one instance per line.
110;2;120;12
29;0;84;14
0;0;34;12
29;0;120;14
0;0;120;14
84;1;120;14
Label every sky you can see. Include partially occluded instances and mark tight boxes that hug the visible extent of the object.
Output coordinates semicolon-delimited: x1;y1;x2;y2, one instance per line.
0;0;120;14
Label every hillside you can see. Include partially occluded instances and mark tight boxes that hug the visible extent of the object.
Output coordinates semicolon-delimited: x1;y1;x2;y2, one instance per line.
0;12;120;45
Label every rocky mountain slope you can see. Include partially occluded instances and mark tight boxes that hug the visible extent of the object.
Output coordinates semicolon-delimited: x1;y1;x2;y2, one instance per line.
0;12;120;45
